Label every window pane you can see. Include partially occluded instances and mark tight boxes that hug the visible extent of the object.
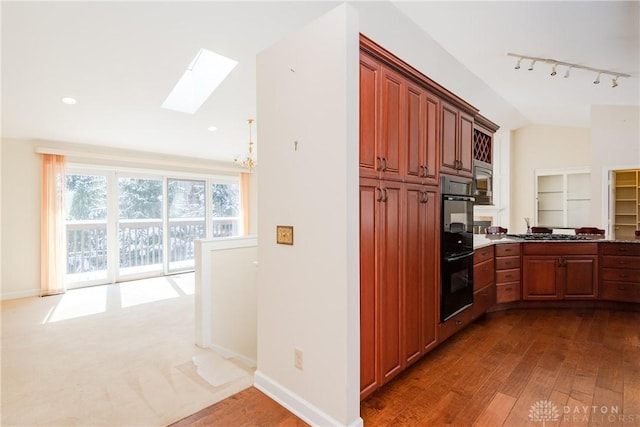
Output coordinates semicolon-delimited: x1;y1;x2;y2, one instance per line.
118;177;163;275
212;182;240;237
168;179;205;270
65;174;108;282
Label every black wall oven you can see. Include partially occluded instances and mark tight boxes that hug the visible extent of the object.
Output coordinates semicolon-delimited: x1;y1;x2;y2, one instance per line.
441;176;474;322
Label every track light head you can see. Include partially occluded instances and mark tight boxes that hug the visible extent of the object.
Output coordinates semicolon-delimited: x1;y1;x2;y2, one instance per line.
612;76;619;88
550;64;557;76
514;57;522;70
528;60;536;71
593;72;601;84
564;66;572;78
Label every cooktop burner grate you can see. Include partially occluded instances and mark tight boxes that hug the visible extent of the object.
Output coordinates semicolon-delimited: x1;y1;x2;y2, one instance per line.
507;233;591;241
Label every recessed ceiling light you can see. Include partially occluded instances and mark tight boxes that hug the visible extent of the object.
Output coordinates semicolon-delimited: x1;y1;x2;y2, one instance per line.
162;48;238;114
61;97;77;105
208;126;218;132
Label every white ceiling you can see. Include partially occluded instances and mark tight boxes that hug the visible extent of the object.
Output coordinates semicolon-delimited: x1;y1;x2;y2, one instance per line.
2;1;638;162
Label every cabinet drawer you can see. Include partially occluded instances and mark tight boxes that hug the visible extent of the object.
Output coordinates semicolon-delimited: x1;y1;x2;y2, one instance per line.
601;243;640;257
474;258;495;290
496;256;520;270
496;282;521;303
472;284;496;319
495;244;520;257
600;281;640;303
474;246;494;264
438;307;473;343
602;268;640;283
496;268;520;284
602;255;640;270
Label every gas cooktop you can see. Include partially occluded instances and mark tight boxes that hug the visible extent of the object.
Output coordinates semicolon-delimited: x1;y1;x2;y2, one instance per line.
507;233;591;241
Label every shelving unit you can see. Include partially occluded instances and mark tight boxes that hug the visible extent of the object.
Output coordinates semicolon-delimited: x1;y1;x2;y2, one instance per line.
535;169;591;228
612;169;639;239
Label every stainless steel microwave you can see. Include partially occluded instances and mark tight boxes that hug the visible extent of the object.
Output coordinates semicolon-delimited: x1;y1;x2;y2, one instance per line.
473;161;493;205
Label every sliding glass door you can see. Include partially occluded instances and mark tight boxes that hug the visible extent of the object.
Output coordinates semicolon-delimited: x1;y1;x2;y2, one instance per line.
65;173;109;285
118;176;164;277
64;167;241;287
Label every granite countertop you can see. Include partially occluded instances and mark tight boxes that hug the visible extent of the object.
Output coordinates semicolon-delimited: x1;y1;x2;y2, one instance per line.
473;234;640;249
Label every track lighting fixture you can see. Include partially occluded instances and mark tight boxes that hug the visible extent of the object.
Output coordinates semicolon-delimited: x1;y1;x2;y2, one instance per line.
508;52;630;89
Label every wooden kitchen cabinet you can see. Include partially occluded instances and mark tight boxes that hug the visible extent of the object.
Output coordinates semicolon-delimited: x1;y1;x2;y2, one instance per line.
600;243;640;303
359;178;403;399
403;184;438;366
359;56;405;181
440;100;473;178
473;246;495;319
359;178;439;398
360;50;439;185
522;243;598;300
405;80;439;186
495;243;521;303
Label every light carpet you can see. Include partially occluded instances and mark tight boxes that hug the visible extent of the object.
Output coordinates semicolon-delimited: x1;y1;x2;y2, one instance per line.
1;274;254;426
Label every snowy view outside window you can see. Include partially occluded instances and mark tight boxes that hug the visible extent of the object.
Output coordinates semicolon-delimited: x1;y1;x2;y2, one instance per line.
65;171;240;286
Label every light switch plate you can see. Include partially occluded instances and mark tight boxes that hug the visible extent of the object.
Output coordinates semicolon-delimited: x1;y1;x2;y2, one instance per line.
276;225;294;245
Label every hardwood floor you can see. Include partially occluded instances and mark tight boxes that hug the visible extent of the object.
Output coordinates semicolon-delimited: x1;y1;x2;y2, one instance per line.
170;308;640;427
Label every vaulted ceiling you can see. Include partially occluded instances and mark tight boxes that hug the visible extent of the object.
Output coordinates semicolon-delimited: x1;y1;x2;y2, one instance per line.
2;1;638;162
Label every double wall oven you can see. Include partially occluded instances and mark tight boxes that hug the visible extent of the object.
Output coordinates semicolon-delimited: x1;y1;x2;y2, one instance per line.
440;176;475;322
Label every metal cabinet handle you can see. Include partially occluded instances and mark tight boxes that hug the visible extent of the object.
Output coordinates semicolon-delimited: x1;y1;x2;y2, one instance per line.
376;188;383;202
455;320;463;326
382;157;388;171
376;156;383;171
382;188;388;202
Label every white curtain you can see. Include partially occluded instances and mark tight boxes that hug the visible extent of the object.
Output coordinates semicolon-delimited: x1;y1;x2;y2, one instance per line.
41;154;66;296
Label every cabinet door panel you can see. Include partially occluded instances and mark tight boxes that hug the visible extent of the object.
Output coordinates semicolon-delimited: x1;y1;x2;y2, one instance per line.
564;256;597;298
359;54;380;178
421;188;438;353
523;257;561;300
379;183;403;383
380;66;404;181
441;102;458;173
359;179;378;397
405;83;424;183
458;112;474;176
403;185;423;365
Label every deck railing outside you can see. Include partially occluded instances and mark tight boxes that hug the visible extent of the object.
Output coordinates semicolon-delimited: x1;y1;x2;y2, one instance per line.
66;217;239;275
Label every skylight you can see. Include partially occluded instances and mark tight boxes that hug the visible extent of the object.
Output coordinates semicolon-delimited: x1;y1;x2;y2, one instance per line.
162;48;238;114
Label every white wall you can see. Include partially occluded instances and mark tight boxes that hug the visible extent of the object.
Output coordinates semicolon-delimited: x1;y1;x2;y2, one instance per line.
590;105;640;228
1;139;41;299
255;4;360;426
510;125;591;233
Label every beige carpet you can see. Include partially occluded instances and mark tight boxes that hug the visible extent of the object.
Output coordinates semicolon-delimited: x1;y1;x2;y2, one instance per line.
1;274;254;426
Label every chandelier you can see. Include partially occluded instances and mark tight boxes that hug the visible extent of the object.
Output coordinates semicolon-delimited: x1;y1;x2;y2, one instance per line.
235;118;256;172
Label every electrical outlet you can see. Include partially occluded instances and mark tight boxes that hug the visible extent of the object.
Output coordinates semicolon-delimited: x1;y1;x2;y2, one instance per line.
294;348;303;370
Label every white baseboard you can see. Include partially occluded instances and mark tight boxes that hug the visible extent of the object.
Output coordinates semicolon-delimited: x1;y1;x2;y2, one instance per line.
209;343;256;368
254;370;363;427
1;288;39;301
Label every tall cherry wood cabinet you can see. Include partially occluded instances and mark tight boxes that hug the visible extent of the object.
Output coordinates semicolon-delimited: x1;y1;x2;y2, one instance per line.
359;37;444;400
